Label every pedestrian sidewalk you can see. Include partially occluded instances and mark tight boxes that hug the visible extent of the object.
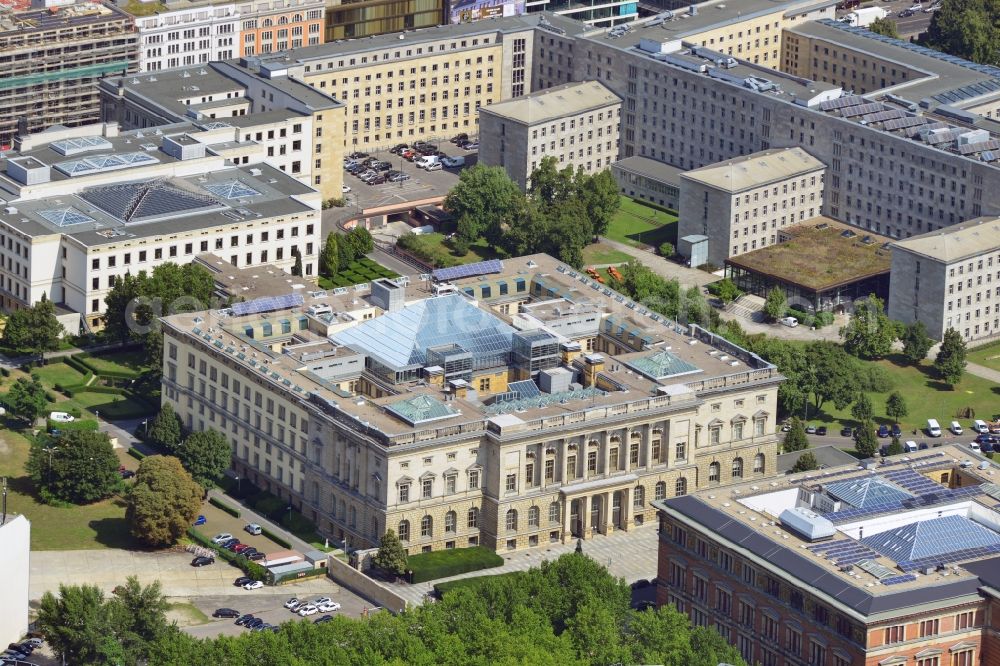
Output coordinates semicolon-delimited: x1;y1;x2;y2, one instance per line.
966;361;1000;384
387;523;660;606
597;237;716;288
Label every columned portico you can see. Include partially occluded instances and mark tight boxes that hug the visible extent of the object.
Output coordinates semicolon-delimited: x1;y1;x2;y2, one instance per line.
560;473;640;543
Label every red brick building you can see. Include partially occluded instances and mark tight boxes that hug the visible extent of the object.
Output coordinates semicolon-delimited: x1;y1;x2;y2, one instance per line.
654;446;1000;666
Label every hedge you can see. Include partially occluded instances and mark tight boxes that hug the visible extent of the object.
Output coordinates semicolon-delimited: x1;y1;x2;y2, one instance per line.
209;496;241;518
76;385;126;396
261;527;291;549
127;447;146;461
273;568;328;585
63;354;92;376
407;547;504;584
187;528;269;582
46;418;100;433
434;571;522;597
74;353;141;380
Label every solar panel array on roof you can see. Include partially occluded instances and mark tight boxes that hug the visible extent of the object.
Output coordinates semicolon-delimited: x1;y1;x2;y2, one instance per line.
807;540;882;567
958;139;1000;155
924;129;964;145
883;116;928;131
508;379;541;399
231;293;304;317
841;103;885;118
432;259;503;282
861;109;906;124
933;78;1000;105
81;180;221;223
819;95;866;111
982;151;998;162
824;477;913;509
862;514;1000;564
881;574;917;585
906;122;949;138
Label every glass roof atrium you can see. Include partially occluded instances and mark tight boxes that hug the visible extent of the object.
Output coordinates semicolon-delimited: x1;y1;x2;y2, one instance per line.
624;348;701;381
332;294;515;374
80;179;222;223
37;207;94;227
384;395;460;426
861;514;1000;563
825;477;914;509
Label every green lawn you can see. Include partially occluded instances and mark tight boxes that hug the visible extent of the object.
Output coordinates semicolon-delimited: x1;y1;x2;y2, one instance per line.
69;392;157;420
0;430;132;550
796;354;1000;434
407;546;504;583
32;362;87;387
319;258;400;290
605;196;678;250
434;571;522;596
582;243;632;266
396;232;499;268
968;342;1000;373
81;350;150;378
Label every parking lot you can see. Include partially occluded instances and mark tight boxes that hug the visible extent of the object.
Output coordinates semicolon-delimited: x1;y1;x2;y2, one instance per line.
835;0;936;38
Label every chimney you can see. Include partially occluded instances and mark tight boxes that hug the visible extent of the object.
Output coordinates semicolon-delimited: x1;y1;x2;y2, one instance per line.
449;379;469;399
561;341;582;365
580;353;605;388
425;365;444;387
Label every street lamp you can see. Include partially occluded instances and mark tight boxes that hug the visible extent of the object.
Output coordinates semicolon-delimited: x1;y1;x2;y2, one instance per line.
141;419;148;437
42;446;59;485
235;475;241;494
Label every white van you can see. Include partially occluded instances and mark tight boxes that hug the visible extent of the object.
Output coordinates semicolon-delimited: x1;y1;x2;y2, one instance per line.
973;419;990;434
904;441;918;453
441;156;465;168
950;421;964;435
926;418;942;437
416;155;440;169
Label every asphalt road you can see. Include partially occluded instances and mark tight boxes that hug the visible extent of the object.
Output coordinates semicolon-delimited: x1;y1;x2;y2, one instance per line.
835;0;935;39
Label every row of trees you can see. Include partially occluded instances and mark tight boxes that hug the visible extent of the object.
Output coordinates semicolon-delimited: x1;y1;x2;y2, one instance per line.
923;0;1000;66
319;226;375;278
27;431;123;505
443;159;620;268
147;403;231;489
38;552;746;665
1;294;63;358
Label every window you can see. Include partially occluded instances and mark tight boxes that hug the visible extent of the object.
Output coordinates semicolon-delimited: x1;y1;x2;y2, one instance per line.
733;421;744;440
587;451;597;473
675;441;686;460
505;509;518;531
548;502;560;524
809;640;826;666
420;515;433;538
955;611;974;629
786;627;802;654
445;474;456;494
422;477;433;498
917;658;939;666
398;483;410;503
629;442;639;466
505;474;516;492
567;455;577;480
398;520;410;541
528;506;539;527
655;481;666;500
919;618;939;637
544;459;554;481
709;462;720;482
633;485;645;508
732;457;744;478
710;426;722;445
953;651;974;666
754;453;765;474
444;510;456;533
883;625;905;644
675;477;688;496
468;469;480;489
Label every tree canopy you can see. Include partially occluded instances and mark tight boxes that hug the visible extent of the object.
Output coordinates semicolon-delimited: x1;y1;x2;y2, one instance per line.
8;375;48;423
2;294;63;357
175;429;232;488
885;391;909;423
148;403;183;452
868;16;899;38
27;430;121;504
901;320;934;365
923;0;1000;66
782;417;810;453
373;528;409;575
854;421;879;458
935;327;967;386
126;455;203;547
840;295;895;359
763;287;787;322
791;451;819;473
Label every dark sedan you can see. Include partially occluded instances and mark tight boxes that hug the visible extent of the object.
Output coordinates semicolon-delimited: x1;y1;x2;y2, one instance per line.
191;556;215;567
213;608;240;618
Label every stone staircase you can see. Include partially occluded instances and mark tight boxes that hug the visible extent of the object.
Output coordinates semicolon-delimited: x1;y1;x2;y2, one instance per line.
725;294;766;320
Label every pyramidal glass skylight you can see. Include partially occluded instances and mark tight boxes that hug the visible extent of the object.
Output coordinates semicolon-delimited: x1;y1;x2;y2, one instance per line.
37;207;94;227
203;180;261;199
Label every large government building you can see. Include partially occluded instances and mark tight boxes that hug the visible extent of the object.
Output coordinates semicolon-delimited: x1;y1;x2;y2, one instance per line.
161;254;782;553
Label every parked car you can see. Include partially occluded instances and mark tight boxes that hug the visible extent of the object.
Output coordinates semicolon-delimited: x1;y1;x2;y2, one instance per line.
211;533;233;544
317;601;342;612
314;614;334;624
284;597;301;610
227;541;244;552
460;140;479;150
976;433;999;445
981;442;994;453
247;551;266;561
368;174;387;185
390;143;409;154
120;469;135;479
213;608;241;618
191;556;215;567
891;423;902;438
241;547;259;557
193;515;206;526
341;184;351;193
234;576;252;587
877;424;890;438
244;523;262;535
243;580;264;591
347;151;369;160
221;538;240;548
388;172;410;183
246;618;265;629
235;614;255;626
805;424;817;434
441;156;465;168
49;411;75;422
424;161;442;171
451;133;469;144
951;421;964;435
816;426;828;436
971;442;982;452
779;316;798;327
298;604;319;616
840;427;853;437
313;597;333;606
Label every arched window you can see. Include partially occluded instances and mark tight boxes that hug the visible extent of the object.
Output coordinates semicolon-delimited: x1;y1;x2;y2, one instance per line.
262;17;272;26
349;505;356;527
754;453;765;474
633;485;645;508
732;457;744;479
398;520;410;542
444;510;456;533
420;515;432;538
278;15;288;24
655;481;666;500
548;502;560;524
528;506;540;527
675;477;688;497
467;506;479;528
709;462;721;482
505;509;518;531
292;13;302;21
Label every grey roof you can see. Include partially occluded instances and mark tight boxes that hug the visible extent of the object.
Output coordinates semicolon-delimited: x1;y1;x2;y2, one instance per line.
332;293;515;371
861;515;1000;563
661;494;984;616
81;180;222;224
624;348;701;381
825;476;913;509
611;156;687;186
776;445;859;474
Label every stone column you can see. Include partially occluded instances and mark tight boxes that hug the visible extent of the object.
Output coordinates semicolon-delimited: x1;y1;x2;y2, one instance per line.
603;491;615;535
581;495;591;539
621;486;632;532
642;423;653;469
562;497;573;543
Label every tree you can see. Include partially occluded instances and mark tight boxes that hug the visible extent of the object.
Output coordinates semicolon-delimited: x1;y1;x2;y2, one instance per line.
577;169;620;238
148;403;183;452
319;232;341;277
109;576;170;656
373;528;408;575
659;242;674;258
935;327;967;386
782;417;810;452
291;247;303;276
7;375;48;423
763;287;787;323
791;451;819;473
851;393;874;424
444;164;525;244
923;0;1000;66
126;455;203;547
854;420;879;458
869;16;899;38
2;294;63;357
175;429;231;488
342;226;374;261
840;295;895;359
885;391;909;423
528;156;576;205
803;341;857;413
901;320;934;365
102;272;142;343
27;430;121;504
712;278;742;305
888;435;903;456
